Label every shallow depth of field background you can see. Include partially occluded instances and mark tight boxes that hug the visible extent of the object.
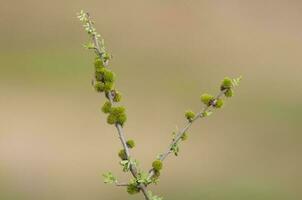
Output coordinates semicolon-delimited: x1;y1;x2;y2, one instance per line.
1;1;301;200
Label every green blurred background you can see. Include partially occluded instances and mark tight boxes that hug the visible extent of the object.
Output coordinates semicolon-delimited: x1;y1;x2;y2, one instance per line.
1;1;301;199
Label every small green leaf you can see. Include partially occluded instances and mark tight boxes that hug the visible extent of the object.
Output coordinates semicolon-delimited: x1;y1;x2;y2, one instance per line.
148;191;163;200
103;172;117;184
232;76;242;87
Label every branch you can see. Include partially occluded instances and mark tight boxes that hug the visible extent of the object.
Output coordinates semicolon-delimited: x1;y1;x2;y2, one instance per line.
148;90;226;179
82;12;151;200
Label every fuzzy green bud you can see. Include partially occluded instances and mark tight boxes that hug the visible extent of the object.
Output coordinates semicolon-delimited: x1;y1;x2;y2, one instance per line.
201;93;214;106
107;114;117;125
101;101;112;113
94;57;104;69
118;149;127;160
126;140;135;148
111;106;125;115
214;99;224;108
181;132;188;141
152;160;163;171
220;77;232;90
103;69;115;83
113;90;122;102
185;110;195;122
127;183;140;195
111;106;127;126
116;113;127;126
103;82;114;92
94;81;105;92
225;89;234;97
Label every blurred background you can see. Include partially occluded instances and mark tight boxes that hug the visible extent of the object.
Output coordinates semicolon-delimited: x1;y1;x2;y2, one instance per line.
1;1;301;199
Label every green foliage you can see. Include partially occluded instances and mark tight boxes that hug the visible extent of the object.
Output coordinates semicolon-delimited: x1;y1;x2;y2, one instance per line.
126;140;135;148
185;110;195;122
232;76;242;87
127;181;140;195
151;170;161;184
201;93;214;106
152;160;163;171
136;171;152;185
118;149;127;160
120;159;138;172
148;191;163;200
215;99;224;108
103;172;117;184
102;101;112;113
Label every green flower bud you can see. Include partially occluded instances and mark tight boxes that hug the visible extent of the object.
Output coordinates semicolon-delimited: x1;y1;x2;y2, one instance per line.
127;183;140;195
94;81;105;92
103;69;115;83
220;77;232;90
104;82;114;91
101;101;112;113
107;113;117;125
94;57;104;69
201;93;214;106
126;140;135;148
110;106;127;126
113;90;122;102
111;106;125;115
214;99;224;108
181;132;188;141
185;110;195;122
116;113;127;126
152;160;163;171
225;89;234;97
118;149;127;160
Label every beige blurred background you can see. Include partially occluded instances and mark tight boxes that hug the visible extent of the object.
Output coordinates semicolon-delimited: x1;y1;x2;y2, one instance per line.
0;1;301;199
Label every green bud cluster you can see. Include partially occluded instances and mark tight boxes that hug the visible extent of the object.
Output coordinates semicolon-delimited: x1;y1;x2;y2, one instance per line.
126;140;135;148
118;149;127;160
127;182;140;195
201;93;215;106
214;99;224;108
152;160;163;172
102;101;112;113
185;110;195;122
104;106;127;126
93;57;116;93
220;77;234;98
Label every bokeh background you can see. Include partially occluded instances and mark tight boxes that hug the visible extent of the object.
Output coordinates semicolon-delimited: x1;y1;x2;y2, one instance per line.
1;1;301;199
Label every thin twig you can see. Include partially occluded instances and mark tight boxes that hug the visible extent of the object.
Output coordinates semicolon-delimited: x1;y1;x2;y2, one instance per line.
148;90;226;179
